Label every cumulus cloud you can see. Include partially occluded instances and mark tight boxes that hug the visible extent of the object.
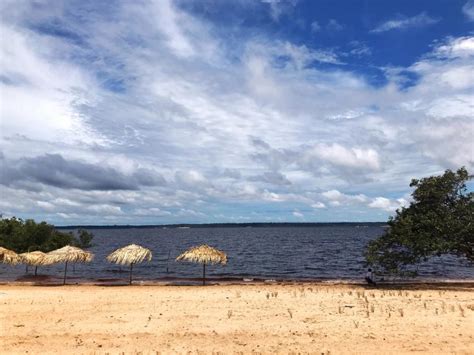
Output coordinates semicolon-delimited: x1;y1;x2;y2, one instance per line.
0;153;166;191
371;12;440;33
321;190;368;207
368;197;409;212
300;143;381;173
311;202;326;209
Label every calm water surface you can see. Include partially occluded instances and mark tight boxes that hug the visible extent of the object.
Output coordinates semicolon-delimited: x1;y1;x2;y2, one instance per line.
1;226;472;282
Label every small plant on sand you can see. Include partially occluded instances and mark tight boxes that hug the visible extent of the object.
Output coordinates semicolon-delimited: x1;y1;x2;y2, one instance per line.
398;308;404;317
299;287;305;295
338;306;343;314
423;302;427;309
370;305;375;313
459;305;465;317
266;293;270;300
287;308;293;319
353;320;359;329
227;310;233;319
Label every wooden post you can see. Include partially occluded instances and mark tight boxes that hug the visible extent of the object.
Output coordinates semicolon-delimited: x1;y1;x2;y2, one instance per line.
202;262;206;286
63;261;68;285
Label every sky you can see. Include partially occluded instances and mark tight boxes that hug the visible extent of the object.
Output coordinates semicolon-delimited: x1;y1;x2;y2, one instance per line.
0;0;473;225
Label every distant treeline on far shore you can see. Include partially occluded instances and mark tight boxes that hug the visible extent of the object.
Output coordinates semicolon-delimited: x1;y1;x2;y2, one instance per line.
56;222;388;230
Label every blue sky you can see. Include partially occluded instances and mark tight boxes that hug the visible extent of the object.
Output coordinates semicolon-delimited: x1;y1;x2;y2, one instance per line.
1;0;473;225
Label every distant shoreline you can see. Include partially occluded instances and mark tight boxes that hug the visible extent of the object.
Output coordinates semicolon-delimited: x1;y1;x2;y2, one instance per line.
56;221;388;229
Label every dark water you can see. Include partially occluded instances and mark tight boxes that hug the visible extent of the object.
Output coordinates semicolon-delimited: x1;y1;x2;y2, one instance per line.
1;226;473;282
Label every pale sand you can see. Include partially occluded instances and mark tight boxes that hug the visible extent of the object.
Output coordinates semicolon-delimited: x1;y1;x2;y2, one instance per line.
1;283;473;354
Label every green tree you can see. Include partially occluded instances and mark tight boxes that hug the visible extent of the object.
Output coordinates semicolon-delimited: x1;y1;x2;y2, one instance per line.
365;167;473;275
74;229;94;249
0;217;93;253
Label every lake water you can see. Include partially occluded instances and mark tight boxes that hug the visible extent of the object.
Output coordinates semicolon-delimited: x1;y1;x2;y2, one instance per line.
1;225;473;283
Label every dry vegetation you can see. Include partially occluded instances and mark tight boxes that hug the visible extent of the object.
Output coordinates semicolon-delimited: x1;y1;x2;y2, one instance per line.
0;283;473;354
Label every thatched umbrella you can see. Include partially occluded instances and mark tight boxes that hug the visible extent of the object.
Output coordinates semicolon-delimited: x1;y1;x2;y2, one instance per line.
176;245;227;285
47;245;94;285
0;247;21;265
106;244;152;285
20;251;52;276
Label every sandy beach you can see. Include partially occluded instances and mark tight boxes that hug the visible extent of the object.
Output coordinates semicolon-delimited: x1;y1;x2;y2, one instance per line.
1;283;473;354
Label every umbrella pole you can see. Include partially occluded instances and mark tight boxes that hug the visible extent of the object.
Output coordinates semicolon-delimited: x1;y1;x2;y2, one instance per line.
129;263;133;285
34;266;38;276
63;261;68;285
26;265;28;273
203;262;206;286
166;250;170;273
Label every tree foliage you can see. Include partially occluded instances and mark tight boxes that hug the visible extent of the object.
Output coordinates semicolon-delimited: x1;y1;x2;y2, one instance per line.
365;167;473;275
0;217;94;253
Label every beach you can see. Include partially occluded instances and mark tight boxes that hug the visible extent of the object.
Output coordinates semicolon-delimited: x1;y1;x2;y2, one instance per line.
1;283;473;354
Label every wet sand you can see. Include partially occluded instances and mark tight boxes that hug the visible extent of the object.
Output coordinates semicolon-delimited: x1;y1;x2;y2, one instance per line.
1;283;473;354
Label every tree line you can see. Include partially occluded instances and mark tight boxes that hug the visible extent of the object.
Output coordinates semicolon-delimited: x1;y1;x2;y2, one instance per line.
0;217;93;254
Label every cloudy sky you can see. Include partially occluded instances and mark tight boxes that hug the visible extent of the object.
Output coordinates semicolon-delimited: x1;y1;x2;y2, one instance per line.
1;0;473;225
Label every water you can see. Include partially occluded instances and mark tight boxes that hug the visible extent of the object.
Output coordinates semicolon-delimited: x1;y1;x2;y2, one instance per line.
1;225;473;282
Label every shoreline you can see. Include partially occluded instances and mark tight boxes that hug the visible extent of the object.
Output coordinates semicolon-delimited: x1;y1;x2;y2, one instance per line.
1;275;473;289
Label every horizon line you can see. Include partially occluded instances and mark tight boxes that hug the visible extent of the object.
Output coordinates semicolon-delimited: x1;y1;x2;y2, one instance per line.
55;221;388;228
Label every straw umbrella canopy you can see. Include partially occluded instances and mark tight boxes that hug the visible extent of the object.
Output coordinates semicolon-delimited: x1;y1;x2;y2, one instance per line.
176;245;227;285
106;244;152;285
47;245;94;285
20;251;52;276
0;247;21;265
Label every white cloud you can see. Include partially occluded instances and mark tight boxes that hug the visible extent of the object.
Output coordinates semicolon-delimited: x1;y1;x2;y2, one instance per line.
302;143;381;172
369;197;408;212
371;12;439;33
321;190;368;206
292;210;304;218
463;0;474;20
434;36;474;59
310;21;321;33
261;0;297;22
327;19;344;31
